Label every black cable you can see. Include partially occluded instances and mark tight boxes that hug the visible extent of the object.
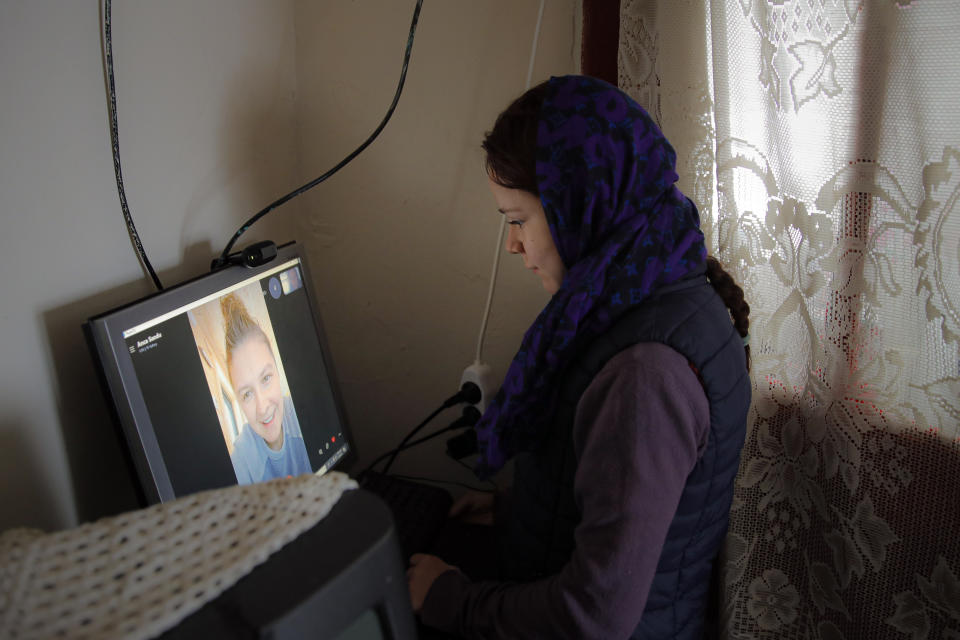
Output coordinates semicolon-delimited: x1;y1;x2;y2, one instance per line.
401;407;480;450
379;385;479;475
453;457;486;481
102;0;163;291
371;405;480;474
213;0;425;269
361;383;481;477
380;405;479;475
453;457;498;490
362;403;447;477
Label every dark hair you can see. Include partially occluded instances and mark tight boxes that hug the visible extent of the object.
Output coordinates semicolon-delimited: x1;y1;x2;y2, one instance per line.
482;83;751;370
705;256;751;371
481;81;549;194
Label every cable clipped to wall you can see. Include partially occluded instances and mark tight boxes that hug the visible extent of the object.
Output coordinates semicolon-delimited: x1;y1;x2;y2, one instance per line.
102;0;164;291
213;0;424;269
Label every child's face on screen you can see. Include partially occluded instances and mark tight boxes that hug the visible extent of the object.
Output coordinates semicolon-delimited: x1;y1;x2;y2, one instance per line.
229;337;285;451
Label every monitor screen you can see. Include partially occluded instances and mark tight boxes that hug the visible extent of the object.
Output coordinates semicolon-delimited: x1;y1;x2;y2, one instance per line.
86;242;356;503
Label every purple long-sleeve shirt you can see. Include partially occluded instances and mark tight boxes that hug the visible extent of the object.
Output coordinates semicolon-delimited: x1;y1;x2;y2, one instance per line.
420;342;710;639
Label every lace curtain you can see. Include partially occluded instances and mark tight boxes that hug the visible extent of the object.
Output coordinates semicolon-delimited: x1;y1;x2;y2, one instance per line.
617;1;960;637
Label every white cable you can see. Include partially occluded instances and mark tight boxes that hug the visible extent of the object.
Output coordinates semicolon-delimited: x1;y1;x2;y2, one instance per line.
474;0;546;364
474;220;508;363
523;0;546;89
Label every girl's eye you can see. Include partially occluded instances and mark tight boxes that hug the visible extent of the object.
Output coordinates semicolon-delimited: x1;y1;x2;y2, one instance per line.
262;373;273;386
508;220;524;228
241;390;253;402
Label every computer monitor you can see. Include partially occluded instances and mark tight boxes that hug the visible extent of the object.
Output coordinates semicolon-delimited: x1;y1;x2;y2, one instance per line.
85;241;357;504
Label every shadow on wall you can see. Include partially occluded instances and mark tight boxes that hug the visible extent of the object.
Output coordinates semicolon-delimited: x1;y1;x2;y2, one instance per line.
40;241;218;525
180;53;303;257
0;421;62;532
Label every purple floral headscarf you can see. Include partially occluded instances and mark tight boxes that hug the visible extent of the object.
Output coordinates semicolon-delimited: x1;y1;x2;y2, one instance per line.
474;75;707;478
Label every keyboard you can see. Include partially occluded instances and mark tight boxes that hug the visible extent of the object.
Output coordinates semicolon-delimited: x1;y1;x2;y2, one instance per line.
358;471;453;558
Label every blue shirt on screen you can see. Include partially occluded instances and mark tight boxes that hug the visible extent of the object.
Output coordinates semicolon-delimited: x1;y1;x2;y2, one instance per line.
230;395;312;484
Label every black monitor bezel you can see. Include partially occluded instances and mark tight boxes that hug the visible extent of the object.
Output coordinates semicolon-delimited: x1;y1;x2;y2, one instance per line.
85;241;357;504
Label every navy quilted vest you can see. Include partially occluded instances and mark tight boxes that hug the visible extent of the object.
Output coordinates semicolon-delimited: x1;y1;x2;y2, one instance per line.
500;270;751;639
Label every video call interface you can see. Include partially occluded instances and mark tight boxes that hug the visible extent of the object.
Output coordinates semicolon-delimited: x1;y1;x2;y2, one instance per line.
122;259;348;497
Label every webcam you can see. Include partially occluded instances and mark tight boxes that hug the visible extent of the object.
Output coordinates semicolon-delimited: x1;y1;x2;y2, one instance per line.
212;240;278;271
241;240;278;268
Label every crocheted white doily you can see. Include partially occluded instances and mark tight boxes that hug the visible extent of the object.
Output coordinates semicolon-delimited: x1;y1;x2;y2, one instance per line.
0;471;357;639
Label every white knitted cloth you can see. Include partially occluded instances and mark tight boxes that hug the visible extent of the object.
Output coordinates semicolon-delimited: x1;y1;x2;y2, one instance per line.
0;471;357;639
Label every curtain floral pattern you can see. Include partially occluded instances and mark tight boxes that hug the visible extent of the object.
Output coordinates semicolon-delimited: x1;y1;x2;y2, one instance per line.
618;1;960;637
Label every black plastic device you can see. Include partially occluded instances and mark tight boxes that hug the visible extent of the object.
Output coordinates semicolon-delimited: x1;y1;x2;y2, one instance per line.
241;239;278;267
158;490;417;639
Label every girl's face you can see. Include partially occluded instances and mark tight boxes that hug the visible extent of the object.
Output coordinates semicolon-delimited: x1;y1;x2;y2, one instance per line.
229;336;285;451
488;177;567;294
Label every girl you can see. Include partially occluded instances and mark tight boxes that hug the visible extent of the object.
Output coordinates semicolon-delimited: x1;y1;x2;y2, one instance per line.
407;75;752;639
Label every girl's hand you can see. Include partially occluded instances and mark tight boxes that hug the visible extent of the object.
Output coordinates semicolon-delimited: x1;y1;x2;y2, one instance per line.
448;491;495;525
407;553;456;612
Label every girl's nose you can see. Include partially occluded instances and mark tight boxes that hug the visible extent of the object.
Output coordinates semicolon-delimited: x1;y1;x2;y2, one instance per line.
505;225;523;255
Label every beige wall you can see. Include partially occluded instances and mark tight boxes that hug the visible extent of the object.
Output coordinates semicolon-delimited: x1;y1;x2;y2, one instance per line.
0;1;577;531
291;0;578;489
